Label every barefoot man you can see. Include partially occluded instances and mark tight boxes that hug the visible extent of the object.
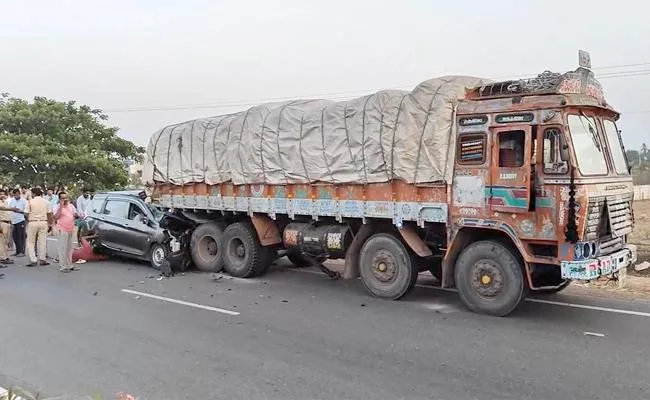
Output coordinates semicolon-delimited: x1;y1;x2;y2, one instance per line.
54;191;77;272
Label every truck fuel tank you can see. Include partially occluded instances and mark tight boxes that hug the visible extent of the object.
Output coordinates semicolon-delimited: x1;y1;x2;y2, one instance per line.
283;223;353;259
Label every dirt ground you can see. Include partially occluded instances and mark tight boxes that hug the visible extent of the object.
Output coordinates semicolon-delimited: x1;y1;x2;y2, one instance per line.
629;200;650;266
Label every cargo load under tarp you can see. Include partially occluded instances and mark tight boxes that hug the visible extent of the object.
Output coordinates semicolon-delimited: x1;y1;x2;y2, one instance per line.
142;76;487;186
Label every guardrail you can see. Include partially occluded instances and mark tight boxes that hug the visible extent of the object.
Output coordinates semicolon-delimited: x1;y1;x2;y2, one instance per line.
634;185;650;201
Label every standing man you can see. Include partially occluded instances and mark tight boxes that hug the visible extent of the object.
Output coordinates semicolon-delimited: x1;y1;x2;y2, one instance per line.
54;191;77;272
24;187;53;267
9;189;27;257
46;188;59;210
0;190;19;265
76;188;92;243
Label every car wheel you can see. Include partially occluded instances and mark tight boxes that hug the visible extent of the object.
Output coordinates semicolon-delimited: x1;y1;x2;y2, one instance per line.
149;243;168;270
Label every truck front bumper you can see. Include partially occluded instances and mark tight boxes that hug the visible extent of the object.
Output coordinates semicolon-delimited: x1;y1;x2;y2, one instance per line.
560;244;637;280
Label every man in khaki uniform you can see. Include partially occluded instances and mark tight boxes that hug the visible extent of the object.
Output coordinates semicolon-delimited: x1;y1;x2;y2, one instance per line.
0;189;18;265
24;187;53;267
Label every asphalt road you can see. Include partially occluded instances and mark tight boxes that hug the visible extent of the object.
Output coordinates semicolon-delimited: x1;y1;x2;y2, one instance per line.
2;240;650;399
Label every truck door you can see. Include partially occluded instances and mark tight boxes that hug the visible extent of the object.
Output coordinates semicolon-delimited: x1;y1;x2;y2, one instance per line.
489;126;532;213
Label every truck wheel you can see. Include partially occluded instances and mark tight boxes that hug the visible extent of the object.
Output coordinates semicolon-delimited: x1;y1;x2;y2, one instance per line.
222;222;267;278
359;233;418;300
454;240;525;316
190;222;226;272
287;251;326;268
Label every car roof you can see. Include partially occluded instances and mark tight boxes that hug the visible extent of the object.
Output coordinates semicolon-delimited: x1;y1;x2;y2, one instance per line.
94;190;143;198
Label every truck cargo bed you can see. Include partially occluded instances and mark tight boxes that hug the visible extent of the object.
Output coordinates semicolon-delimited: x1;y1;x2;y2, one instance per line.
153;180;448;227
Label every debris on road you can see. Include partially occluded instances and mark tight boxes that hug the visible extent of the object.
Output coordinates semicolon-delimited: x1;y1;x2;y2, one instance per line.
281;299;288;303
93;291;98;296
145;274;156;279
583;331;605;337
635;261;650;272
213;273;224;281
157;276;164;281
134;295;141;300
138;281;145;284
0;273;4;279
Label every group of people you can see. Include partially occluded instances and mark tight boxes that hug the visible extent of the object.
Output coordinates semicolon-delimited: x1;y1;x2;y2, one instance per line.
0;186;94;272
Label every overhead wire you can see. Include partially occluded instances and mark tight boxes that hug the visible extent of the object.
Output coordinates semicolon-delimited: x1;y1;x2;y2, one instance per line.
103;61;650;114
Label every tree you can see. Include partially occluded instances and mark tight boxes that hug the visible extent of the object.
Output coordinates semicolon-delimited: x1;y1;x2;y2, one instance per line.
626;149;640;167
0;93;144;190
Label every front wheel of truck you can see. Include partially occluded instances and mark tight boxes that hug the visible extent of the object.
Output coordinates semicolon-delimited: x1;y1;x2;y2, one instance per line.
359;233;418;300
454;240;525;317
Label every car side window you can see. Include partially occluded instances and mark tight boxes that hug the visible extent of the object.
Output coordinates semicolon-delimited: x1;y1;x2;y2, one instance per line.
103;200;129;219
92;195;106;213
129;203;146;222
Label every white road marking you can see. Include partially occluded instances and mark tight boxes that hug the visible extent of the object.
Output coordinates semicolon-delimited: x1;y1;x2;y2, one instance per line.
288;268;650;318
583;331;606;337
121;289;240;316
525;298;650;318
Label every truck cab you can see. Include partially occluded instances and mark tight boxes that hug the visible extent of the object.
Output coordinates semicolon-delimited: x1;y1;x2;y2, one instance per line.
447;56;636;314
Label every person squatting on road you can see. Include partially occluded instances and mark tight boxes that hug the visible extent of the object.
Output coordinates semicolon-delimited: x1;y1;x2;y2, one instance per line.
24;187;53;267
9;188;27;257
54;191;78;272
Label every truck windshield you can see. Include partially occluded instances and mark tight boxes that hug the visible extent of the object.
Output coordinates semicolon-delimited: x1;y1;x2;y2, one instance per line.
603;119;629;175
567;114;608;175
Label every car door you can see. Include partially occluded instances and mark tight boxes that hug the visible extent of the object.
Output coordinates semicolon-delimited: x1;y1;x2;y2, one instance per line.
98;198;131;252
120;201;158;257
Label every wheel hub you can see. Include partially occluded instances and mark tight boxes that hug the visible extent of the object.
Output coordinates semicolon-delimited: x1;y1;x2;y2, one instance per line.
370;250;397;283
236;244;245;258
471;260;504;297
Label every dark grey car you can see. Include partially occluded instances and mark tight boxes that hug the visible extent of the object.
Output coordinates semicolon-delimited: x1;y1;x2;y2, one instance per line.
86;191;168;269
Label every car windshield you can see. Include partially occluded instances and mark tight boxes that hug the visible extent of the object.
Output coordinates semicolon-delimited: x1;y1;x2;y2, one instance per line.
603;119;629;175
147;203;165;221
567;114;608;175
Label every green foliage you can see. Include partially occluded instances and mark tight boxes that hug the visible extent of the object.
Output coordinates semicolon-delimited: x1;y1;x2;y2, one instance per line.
0;93;144;190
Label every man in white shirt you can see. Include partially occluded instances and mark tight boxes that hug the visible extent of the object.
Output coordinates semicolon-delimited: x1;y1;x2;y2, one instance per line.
76;188;92;243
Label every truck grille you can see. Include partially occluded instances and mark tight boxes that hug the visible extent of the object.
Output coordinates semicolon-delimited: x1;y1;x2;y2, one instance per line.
584;193;633;254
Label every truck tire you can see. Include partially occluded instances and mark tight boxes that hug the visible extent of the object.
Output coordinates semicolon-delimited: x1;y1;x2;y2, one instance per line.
454;240;525;316
286;251;326;268
359;233;418;300
221;222;267;278
190;222;226;272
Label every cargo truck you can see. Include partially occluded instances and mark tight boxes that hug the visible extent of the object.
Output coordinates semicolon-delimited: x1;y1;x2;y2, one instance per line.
143;52;636;316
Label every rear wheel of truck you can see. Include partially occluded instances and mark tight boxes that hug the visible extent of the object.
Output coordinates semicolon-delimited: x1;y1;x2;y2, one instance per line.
190;222;226;272
222;222;267;278
454;240;525;317
286;251;326;268
359;233;418;300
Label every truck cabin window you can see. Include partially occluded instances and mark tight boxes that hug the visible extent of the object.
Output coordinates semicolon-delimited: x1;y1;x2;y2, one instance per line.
543;128;568;174
567;114;607;175
603;119;629;175
498;130;525;168
457;134;486;164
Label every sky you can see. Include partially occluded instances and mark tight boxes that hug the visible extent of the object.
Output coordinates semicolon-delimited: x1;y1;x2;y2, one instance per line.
1;0;649;151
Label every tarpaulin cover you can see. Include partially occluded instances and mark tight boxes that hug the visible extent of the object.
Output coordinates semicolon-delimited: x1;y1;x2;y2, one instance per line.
142;76;487;186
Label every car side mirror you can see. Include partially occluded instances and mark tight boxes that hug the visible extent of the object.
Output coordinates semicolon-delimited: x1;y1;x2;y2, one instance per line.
141;216;149;225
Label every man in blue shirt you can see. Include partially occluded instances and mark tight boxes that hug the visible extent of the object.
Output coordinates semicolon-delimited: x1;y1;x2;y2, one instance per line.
9;189;27;257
